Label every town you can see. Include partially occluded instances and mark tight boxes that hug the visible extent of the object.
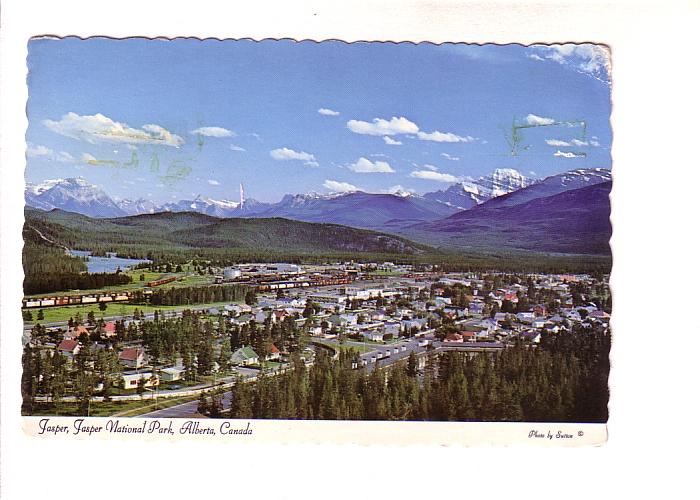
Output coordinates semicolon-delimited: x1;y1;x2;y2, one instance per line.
21;261;611;420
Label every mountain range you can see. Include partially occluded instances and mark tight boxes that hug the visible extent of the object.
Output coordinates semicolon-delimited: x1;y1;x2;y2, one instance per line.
24;167;612;255
24;168;539;222
403;180;612;255
25;208;430;257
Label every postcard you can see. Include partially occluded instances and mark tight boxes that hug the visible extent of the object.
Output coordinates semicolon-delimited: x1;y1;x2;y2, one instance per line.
17;36;612;445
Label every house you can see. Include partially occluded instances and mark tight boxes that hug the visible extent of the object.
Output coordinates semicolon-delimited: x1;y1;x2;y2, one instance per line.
444;306;466;318
401;318;427;331
516;312;536;323
101;322;117;337
532;318;546;329
565;310;582;321
121;372;159;390
589;310;610;320
520;331;542;343
159;366;186;382
266;344;281;361
361;330;384;342
493;312;508;322
533;304;548;317
371;310;387;321
232;313;254;326
273;310;291;323
327;315;348;328
469;301;485;315
276;297;304;308
435;296;452;307
231;346;259;366
339;313;358;325
225;303;252;316
410;301;427;312
461;331;477;343
119;347;146;369
383;321;401;337
57;339;80;359
444;333;464;343
64;325;89;340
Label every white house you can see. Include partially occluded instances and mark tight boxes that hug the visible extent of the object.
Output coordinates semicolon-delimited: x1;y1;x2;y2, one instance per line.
361;330;384;342
231;346;259;366
159;366;186;382
122;372;159;390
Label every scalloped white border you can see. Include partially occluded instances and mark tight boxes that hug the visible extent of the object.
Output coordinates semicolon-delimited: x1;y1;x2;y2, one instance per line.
3;1;699;499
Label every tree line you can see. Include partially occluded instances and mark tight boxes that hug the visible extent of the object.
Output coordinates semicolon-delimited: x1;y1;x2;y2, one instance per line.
214;327;609;423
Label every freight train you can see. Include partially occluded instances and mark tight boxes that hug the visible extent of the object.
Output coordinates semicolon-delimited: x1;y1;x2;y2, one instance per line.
23;272;355;309
22;291;146;309
146;276;177;287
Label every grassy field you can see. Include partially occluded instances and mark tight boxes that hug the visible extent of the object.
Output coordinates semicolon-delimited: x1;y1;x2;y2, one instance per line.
316;340;376;354
24;300;242;325
25;270;166;298
26;270;218;299
23;393;201;417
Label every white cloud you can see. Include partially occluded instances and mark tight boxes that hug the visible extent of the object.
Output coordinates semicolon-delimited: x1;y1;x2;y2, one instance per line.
347;116;420;136
270;147;317;166
323;179;358;193
441;153;460;161
190;126;234;138
347;115;476;146
26;144;76;163
546;139;571;146
43;112;184;147
348;157;395;173
229;144;246;152
423;164;439;171
554;150;586;158
410;170;461;183
529;44;611;82
526;114;556;126
318;108;340;116
82;153;97;162
27;144;53;157
208;179;220;186
56;151;75;163
547;138;600;147
416;130;475;143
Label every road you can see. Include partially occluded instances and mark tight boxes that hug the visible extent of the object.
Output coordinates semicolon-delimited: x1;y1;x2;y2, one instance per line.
141;392;234;418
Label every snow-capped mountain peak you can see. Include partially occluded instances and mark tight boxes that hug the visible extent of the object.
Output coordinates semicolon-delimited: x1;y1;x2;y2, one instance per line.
25;177;126;217
425;168;535;210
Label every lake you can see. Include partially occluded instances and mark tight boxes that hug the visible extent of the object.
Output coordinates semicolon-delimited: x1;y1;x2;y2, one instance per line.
69;250;150;274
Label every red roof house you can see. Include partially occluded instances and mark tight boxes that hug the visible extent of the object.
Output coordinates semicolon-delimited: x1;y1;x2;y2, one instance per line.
119;347;146;369
444;333;464;343
57;339;81;359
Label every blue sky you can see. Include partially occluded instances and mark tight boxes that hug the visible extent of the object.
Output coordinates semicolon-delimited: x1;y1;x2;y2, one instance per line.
26;38;612;203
